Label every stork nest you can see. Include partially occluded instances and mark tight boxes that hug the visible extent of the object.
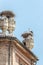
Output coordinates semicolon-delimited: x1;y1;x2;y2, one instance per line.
22;32;33;38
0;11;15;18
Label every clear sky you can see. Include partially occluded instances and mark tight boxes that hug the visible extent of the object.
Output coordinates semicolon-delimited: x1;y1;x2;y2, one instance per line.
0;0;43;65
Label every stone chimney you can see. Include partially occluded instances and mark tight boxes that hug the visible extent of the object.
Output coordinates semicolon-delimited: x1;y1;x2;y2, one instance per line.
22;30;34;50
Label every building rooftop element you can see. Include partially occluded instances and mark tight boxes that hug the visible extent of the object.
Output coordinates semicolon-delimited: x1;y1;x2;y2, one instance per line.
21;30;34;49
0;11;16;36
0;36;39;62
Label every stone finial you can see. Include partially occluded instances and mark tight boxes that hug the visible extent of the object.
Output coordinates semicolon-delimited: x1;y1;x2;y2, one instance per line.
22;30;34;50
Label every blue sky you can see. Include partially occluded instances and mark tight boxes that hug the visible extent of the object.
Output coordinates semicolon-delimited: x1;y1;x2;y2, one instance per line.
0;0;43;65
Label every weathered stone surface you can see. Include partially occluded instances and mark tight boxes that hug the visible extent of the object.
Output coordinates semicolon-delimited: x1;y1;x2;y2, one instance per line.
0;37;37;65
0;43;8;65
